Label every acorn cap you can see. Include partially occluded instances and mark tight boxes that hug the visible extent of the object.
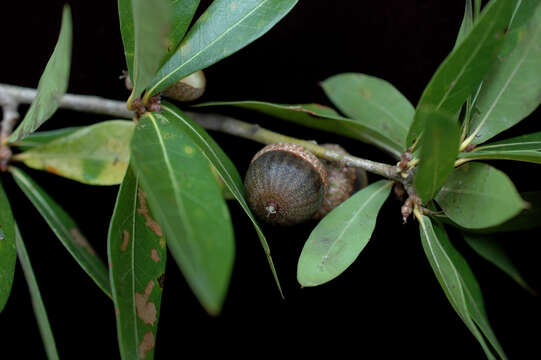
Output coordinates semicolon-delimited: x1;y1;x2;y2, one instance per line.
313;144;367;219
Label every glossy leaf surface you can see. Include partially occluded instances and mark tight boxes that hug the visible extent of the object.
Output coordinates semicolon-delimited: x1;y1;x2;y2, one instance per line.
197;101;403;158
10;167;111;298
458;150;541;164
147;0;298;97
419;217;504;359
464;233;535;294
130;111;234;315
414;110;460;203
8;6;72;142
473;131;541;151
161;102;283;297
14;121;134;185
129;0;171;101
407;0;515;146
321;73;414;150
119;0;201;80
0;179;16;313
297;180;392;287
108;167;166;360
435;162;525;229
468;3;541;144
15;226;59;360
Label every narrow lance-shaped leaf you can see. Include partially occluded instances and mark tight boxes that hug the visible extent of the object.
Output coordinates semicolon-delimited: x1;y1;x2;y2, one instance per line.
146;0;298;99
9;167;111;298
418;216;500;360
15;225;59;360
196;101;403;158
128;0;171;102
464;233;535;295
118;0;200;81
473;131;541;151
130;111;234;315
13;127;83;151
435;162;526;229
0;179;16;313
8;6;72;143
13;120;134;186
454;0;474;49
406;0;515;146
414;110;460;203
467;3;541;145
321;73;415;151
108;166;166;360
161;102;284;297
509;0;541;31
458;150;541;165
297;180;392;287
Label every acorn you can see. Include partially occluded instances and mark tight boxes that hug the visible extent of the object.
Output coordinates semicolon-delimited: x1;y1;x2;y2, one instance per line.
312;144;368;219
123;70;206;102
161;70;206;102
244;143;327;226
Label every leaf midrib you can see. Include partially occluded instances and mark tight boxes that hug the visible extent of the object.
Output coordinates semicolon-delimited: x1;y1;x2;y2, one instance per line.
150;0;272;95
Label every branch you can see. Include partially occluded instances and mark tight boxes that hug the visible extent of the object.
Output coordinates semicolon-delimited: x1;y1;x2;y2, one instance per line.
0;83;403;182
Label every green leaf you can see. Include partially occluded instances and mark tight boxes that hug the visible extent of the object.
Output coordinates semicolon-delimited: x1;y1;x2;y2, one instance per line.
129;0;171;102
9;167;111;298
108;167;166;360
321;73;415;151
0;179;16;313
463;233;535;295
297;180;392;287
13;127;83;151
435;162;526;229
196;101;403;158
458;150;541;164
15;225;59;360
119;0;200;81
454;0;474;49
419;216;503;360
13;120;134;185
130;111;234;315
509;0;541;31
8;6;72;143
146;0;298;98
414;110;460;203
118;0;135;78
165;0;200;56
161;102;284;297
467;4;541;145
443;191;541;233
406;0;516;146
473;131;541;151
162;102;283;297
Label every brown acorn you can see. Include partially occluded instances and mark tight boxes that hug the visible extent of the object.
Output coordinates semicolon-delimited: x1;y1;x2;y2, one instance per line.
313;144;368;219
123;70;206;102
161;70;206;102
244;143;327;226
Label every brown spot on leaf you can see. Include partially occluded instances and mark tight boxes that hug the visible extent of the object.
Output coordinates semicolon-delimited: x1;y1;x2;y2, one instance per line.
150;248;160;262
121;230;130;252
115;307;120;316
137;188;164;237
138;331;155;359
157;274;165;289
70;228;96;256
135;280;157;325
45;165;60;175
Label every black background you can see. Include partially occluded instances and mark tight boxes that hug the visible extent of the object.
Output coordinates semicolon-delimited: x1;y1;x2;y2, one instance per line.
1;1;540;359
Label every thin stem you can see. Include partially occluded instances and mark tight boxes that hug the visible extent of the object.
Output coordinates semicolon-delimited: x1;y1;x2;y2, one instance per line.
0;83;403;182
